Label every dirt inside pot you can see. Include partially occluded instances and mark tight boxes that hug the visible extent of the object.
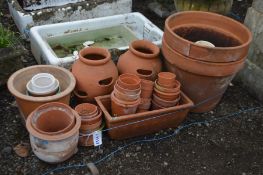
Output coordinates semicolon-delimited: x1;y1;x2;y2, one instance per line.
173;26;242;47
83;54;105;60
35;110;72;133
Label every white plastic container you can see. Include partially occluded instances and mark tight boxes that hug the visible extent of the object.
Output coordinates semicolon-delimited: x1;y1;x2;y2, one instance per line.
30;12;164;68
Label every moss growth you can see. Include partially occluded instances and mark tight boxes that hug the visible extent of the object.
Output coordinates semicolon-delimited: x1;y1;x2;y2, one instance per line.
0;24;16;48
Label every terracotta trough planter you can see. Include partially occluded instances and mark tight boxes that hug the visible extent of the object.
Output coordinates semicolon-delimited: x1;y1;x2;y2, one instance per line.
95;91;193;140
163;11;252;63
8;65;76;123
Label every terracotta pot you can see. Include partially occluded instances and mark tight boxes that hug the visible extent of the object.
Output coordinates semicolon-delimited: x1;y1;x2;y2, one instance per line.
141;79;154;99
154;80;181;94
72;47;118;102
31;103;75;136
157;72;176;88
162;38;246;113
26;102;81;163
137;98;152;112
117;40;162;81
114;85;141;102
8;65;76;123
115;81;141;96
75;103;98;119
164;11;252;63
154;87;180;101
151;100;165;110
80;110;102;130
79;123;104;147
111;92;141;117
117;73;141;90
152;94;180;108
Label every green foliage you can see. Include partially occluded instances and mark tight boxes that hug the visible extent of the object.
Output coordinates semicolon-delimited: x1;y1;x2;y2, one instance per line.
0;24;16;48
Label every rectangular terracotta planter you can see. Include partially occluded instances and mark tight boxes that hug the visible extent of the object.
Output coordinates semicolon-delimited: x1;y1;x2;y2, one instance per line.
95;91;194;140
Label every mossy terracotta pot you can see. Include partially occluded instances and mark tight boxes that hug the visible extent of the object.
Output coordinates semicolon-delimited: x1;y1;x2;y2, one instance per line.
117;40;162;81
26;102;81;163
162;38;246;113
72;47;118;102
163;11;252;63
8;65;76;123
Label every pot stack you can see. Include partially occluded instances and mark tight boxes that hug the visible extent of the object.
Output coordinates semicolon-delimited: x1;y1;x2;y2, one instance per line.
162;11;252;113
111;73;141;117
152;72;181;110
75;103;102;146
137;79;154;113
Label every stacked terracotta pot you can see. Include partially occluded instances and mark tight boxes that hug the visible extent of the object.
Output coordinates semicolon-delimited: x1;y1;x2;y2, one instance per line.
75;103;102;146
137;79;154;113
152;72;181;110
162;11;252;113
111;73;141;117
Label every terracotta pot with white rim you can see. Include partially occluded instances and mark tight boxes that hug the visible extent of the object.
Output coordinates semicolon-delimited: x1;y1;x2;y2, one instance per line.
7;65;76;123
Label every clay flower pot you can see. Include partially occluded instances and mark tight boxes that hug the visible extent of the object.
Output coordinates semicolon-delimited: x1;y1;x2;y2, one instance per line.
80;110;102;130
137;98;152;113
152;94;180;108
114;85;141;102
154;80;181;94
163;11;252;63
162;38;246;113
117;40;162;81
117;73;141;90
75;103;98;119
157;72;176;88
111;92;141;117
26;102;81;163
151;100;165;110
154;87;180;101
31;103;75;136
79;123;104;147
72;47;118;102
8;65;76;123
141;79;154;99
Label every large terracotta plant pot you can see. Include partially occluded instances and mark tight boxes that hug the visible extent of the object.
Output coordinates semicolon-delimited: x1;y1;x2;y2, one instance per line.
164;11;252;63
117;40;162;81
174;0;233;15
162;39;246;113
26;102;81;163
72;47;118;102
8;65;76;123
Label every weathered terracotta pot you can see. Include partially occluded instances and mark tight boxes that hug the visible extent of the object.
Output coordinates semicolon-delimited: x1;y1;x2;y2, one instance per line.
111;92;141;117
152;94;180;108
72;47;118;102
114;85;141;102
117;40;162;81
154;80;181;94
164;11;252;63
154;88;180;101
8;65;76;123
117;73;141;90
151;100;165;110
137;98;152;113
79;123;104;147
31;103;75;136
141;79;154;99
26;102;81;163
162;38;246;113
80;110;102;130
115;81;141;96
157;72;176;88
74;103;98;119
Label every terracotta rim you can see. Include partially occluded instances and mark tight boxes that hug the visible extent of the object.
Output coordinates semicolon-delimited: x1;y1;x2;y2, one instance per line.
30;102;75;136
165;11;252;50
7;65;76;102
118;73;141;90
130;40;160;59
162;38;246;77
154;80;181;93
111;92;141;107
153;93;180;106
81;109;102;125
115;81;141;95
26;103;81;141
157;72;176;85
75;103;98;117
141;79;154;90
80;116;102;132
114;85;141;102
79;47;111;66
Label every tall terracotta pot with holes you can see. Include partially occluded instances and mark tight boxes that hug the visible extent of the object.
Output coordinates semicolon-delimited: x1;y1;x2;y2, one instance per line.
162;39;246;113
7;65;76;123
72;47;118;102
117;40;162;81
163;11;252;63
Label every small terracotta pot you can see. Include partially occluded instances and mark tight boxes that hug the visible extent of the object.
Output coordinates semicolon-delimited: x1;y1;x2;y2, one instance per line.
152;94;180;108
157;72;176;88
115;81;141;96
8;65;76;123
31;103;75;136
117;40;162;81
111;92;141;117
75;103;98;119
151;100;165;110
80;109;102;127
114;85;141;102
79;123;104;147
137;98;152;112
80;118;102;132
140;79;154;99
154;88;180;101
117;73;141;90
154;80;181;94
